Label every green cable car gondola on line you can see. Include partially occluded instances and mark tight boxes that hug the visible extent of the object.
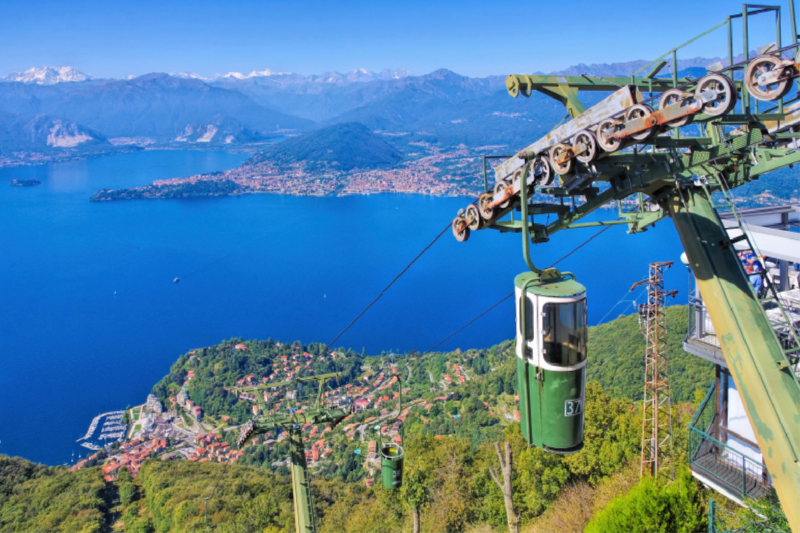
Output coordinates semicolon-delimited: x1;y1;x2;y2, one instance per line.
380;443;404;489
379;364;405;489
515;270;587;454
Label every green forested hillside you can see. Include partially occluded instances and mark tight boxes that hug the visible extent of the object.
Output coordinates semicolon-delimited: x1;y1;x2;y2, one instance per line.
588;305;714;402
0;455;109;533
0;381;641;533
151;339;364;426
0;308;773;533
248;122;403;171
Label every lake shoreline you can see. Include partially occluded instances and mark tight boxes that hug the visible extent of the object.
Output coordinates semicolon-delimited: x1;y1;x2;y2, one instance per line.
0;149;688;466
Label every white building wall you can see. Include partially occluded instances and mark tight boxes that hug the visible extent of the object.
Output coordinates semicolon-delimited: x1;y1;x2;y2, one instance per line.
723;378;766;478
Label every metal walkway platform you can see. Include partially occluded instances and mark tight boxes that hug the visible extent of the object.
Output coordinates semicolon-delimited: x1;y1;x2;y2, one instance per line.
691;436;768;501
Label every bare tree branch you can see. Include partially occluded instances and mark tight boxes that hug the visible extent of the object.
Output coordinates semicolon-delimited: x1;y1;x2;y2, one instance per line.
489;466;502;489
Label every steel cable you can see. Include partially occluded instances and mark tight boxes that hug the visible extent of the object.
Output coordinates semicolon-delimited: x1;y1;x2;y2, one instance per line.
208;216;616;519
424;223;615;354
321;222;451;354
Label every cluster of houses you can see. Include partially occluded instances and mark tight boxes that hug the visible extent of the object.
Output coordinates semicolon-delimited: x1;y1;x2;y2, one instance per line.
501;396;521;422
69;450;103;474
99;438;168;481
442;361;467;387
172;371;203;421
305;438;333;462
71;347;497;483
184;432;243;464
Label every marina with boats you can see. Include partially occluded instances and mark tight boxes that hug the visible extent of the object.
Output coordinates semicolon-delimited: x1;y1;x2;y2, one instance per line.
77;410;127;451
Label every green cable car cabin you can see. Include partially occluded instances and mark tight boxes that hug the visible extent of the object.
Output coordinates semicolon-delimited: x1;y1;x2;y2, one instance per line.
380;443;404;489
515;271;587;454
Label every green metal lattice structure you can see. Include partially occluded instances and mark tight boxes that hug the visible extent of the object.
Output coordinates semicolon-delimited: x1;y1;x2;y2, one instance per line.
234;372;350;533
450;3;800;531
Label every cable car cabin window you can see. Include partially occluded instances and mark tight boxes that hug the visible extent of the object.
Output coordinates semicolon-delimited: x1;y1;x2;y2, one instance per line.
520;295;535;358
542;301;586;366
523;295;534;341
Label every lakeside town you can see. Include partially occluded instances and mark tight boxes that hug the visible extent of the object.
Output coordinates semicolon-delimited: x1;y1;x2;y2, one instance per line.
71;342;518;485
89;143;490;201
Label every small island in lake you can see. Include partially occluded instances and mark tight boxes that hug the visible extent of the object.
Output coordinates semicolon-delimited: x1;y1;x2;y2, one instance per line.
10;179;41;187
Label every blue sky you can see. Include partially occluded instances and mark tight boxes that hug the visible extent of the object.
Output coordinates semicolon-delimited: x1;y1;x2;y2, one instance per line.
0;0;792;78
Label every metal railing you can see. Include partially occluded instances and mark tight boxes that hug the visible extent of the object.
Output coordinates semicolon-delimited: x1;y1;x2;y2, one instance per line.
687;287;800;376
689;384;770;501
687;290;722;350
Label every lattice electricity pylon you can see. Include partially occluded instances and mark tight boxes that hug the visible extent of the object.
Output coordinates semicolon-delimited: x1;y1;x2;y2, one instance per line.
630;261;678;481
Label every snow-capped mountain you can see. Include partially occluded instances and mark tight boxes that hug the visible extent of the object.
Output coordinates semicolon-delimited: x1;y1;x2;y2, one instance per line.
379;68;411;80
217;68;291;80
171;69;292;81
169;72;207;80
315;68;411;83
170;68;410;84
2;66;91;85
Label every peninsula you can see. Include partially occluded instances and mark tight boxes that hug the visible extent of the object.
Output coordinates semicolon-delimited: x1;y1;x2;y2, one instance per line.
2;307;731;533
10;179;41;187
90;124;485;201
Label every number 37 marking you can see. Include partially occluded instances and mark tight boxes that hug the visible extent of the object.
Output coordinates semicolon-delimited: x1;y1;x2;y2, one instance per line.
564;399;582;417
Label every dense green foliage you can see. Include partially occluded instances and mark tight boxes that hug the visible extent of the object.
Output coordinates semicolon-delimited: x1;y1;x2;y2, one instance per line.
585;468;707;533
0;455;109;533
318;380;641;532
739;491;792;532
132;460;294;533
248;122;403;171
90;179;242;202
587;305;714;402
0;308;784;532
152;338;363;425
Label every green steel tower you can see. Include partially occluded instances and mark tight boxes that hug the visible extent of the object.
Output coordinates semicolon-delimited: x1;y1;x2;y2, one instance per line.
235;373;350;533
449;4;800;530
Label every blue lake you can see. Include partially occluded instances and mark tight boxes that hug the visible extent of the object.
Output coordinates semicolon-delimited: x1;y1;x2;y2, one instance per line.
0;150;687;465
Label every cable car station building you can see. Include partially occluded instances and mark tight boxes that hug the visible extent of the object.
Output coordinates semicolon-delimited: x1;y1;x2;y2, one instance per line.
684;204;800;505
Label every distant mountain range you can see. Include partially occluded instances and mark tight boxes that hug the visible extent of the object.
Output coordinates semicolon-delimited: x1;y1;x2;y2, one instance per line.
553;57;721;77
171;67;411;84
0;58;718;154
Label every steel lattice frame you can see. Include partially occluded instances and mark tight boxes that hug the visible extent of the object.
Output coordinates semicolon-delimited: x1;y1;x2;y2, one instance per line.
633;262;678;480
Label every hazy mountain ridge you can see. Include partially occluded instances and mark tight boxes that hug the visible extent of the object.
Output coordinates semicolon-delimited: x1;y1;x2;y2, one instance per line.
172;67;411;84
0;57;717;156
554;57;720;77
0;112;108;150
173;115;264;144
208;68;504;121
0;73;311;149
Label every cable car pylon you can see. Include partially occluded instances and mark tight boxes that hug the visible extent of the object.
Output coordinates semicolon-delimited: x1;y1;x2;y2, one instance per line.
446;4;800;527
234;372;350;533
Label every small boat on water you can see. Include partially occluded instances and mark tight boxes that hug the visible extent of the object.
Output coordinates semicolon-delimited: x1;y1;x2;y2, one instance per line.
173;277;180;283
